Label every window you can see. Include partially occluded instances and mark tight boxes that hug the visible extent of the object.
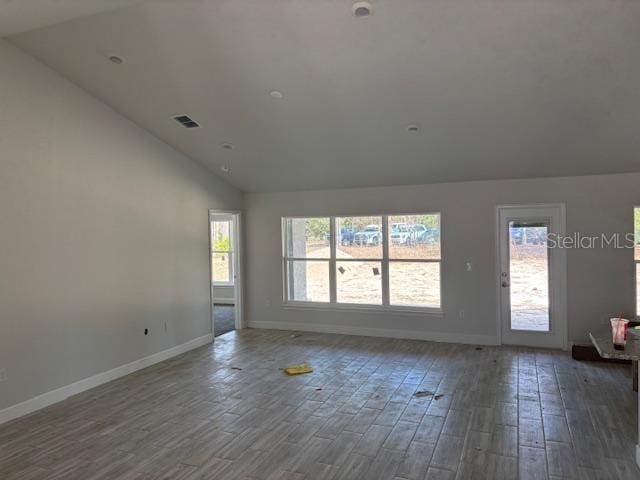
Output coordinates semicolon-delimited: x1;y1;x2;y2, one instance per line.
388;214;441;307
212;219;234;285
336;216;383;304
282;214;441;310
635;208;640;315
283;217;331;302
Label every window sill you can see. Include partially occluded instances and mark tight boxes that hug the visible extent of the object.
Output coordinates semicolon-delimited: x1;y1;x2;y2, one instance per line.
213;283;235;287
282;302;443;317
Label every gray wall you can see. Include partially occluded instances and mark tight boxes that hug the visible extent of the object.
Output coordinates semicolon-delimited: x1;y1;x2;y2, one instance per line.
245;174;640;345
0;40;242;410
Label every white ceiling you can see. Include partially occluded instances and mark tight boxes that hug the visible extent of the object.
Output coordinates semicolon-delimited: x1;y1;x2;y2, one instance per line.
0;0;144;36
7;0;640;192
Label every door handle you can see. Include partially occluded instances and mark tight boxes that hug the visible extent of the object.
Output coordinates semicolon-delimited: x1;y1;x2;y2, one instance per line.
501;281;510;288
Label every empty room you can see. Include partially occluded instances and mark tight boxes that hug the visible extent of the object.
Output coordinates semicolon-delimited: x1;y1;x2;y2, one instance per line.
1;1;640;479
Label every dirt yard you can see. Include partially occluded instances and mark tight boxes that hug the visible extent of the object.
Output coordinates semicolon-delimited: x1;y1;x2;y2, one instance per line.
299;242;440;307
509;244;549;331
298;240;548;330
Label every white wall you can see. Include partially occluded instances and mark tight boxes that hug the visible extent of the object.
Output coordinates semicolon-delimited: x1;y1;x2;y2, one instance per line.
0;39;242;411
245;174;640;345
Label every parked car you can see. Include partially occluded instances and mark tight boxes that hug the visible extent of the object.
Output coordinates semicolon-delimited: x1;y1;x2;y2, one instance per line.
325;228;356;245
354;224;381;246
339;228;355;246
390;223;415;245
409;224;427;243
410;224;439;244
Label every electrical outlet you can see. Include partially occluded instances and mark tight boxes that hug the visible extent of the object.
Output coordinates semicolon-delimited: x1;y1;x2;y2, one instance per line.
0;368;7;382
459;309;465;319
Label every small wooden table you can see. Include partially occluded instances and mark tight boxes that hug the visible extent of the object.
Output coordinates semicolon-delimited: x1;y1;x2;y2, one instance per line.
589;330;640;391
590;330;640;469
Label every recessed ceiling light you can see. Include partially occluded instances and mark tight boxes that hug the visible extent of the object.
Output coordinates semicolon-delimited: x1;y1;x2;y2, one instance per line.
220;165;230;173
108;54;124;64
352;1;372;18
221;142;234;150
269;90;283;99
407;124;420;132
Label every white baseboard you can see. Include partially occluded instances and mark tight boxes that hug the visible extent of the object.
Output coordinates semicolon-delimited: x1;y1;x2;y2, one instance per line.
248;320;498;346
0;333;213;426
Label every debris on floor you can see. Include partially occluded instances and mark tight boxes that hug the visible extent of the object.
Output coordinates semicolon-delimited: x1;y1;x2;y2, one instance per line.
434;394;444;400
290;333;302;338
230;367;242;371
475;347;483;351
315;387;322;391
413;390;434;398
283;363;313;375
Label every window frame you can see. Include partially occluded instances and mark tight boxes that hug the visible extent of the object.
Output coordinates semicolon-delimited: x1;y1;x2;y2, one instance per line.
281;216;333;304
212;219;235;286
282;213;442;315
635;207;640;317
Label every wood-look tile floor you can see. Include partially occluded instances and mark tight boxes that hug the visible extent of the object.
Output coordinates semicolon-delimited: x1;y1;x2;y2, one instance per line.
1;329;639;480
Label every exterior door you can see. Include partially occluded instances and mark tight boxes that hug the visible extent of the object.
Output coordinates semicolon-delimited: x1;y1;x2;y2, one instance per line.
498;205;566;349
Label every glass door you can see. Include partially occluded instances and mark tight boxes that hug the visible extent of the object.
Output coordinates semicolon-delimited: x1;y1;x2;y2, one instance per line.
498;206;566;348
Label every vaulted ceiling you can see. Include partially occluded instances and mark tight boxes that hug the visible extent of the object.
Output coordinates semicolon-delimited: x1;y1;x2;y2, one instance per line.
6;0;640;192
0;0;143;37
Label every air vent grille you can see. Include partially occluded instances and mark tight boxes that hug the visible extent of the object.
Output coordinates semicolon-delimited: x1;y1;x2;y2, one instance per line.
173;115;200;129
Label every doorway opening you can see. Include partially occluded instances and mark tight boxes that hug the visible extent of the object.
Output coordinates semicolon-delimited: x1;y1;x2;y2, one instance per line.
210;211;242;337
497;205;567;349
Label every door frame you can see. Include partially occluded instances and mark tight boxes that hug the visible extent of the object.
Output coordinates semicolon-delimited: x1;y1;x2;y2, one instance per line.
495;204;567;349
209;209;244;336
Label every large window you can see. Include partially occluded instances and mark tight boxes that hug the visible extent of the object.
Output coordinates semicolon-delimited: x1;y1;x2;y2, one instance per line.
283;214;441;310
212;219;234;285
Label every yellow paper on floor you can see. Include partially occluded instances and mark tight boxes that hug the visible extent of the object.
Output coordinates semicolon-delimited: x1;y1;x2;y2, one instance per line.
283;363;313;375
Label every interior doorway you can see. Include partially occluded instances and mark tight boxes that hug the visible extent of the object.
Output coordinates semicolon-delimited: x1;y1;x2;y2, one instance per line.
497;204;567;349
209;210;242;337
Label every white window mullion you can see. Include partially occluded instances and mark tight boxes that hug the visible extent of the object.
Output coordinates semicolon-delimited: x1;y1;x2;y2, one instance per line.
282;218;289;302
329;217;337;303
283;259;289;303
382;215;390;306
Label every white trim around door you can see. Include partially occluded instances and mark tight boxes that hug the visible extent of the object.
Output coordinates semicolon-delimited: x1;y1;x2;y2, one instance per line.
496;204;567;349
209;209;244;335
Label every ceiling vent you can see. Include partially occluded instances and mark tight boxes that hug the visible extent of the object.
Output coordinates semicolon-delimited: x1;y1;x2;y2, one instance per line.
173;115;200;129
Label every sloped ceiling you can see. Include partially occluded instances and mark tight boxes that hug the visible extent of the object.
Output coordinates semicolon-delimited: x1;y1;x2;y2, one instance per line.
0;0;144;36
8;0;640;192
